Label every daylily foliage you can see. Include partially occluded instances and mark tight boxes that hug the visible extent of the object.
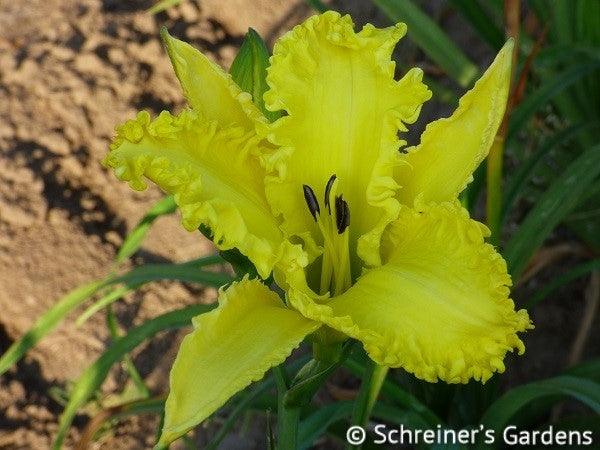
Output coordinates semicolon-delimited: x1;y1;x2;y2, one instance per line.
104;11;532;445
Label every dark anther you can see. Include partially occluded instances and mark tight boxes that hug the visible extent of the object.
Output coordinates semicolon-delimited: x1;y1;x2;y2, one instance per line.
303;184;320;221
324;174;337;214
335;195;350;234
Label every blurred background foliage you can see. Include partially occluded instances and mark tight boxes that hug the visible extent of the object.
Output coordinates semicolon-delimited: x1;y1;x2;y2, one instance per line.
0;0;598;448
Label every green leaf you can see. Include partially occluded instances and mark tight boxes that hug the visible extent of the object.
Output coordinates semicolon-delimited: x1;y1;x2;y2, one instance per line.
350;362;389;429
535;45;600;68
115;196;177;264
298;402;353;450
304;0;329;13
372;0;479;88
114;396;165;417
218;247;261;279
507;62;600;142
0;255;227;377
371;403;434;430
566;179;600;250
205;355;309;450
76;284;140;326
284;342;353;408
525;259;600;308
566;358;600;384
198;224;261;279
53;304;215;450
147;0;184;15
424;76;460;106
205;383;276;450
344;356;441;426
230;28;279;122
549;0;576;44
505;144;600;280
105;305;150;399
266;408;276;450
78;255;227;324
480;376;600;439
448;0;504;50
502;122;600;223
0;279;108;376
110;256;229;287
74;397;166;450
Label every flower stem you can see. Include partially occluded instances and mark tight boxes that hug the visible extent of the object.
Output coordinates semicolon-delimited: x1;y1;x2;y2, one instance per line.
273;365;299;450
486;136;504;246
347;361;389;449
277;405;300;450
487;0;520;245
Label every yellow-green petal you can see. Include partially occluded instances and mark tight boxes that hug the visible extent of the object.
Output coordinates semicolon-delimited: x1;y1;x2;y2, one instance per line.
289;202;532;384
395;40;513;206
104;109;295;278
159;278;320;445
161;28;266;129
262;11;431;269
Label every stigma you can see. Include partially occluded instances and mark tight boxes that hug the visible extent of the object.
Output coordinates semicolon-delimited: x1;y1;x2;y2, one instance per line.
302;175;352;295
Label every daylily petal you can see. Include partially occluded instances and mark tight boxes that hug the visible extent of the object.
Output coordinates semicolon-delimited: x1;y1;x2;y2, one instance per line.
289;202;532;383
161;29;266;130
262;11;431;268
395;40;513;206
104;109;298;278
159;278;320;445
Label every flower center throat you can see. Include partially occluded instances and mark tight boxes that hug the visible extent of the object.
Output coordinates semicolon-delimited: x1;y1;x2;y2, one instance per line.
302;174;352;296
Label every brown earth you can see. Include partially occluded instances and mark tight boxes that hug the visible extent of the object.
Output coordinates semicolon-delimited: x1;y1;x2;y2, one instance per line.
0;1;384;448
0;0;597;449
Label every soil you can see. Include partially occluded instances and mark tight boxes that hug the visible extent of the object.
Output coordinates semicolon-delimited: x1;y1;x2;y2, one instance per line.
0;1;597;449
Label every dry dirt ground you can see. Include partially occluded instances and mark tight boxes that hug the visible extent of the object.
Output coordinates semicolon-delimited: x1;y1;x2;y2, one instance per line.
0;1;598;449
0;1;384;448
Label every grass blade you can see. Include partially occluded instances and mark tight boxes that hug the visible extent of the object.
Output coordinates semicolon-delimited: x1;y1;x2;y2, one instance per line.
205;382;276;450
147;0;184;15
502;122;600;223
0;255;227;376
505;144;600;279
106;305;150;399
507;62;600;142
448;0;504;49
566;180;600;250
298;402;353;450
0;279;108;376
548;0;575;44
371;403;437;429
567;358;600;383
53;304;215;449
115;196;176;264
76;397;165;450
525;259;600;309
372;0;479;88
78;254;227;325
110;256;230;286
76;284;140;327
304;0;329;13
205;355;310;450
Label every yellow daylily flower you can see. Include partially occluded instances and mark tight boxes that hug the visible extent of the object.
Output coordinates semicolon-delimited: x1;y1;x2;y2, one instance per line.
104;11;532;444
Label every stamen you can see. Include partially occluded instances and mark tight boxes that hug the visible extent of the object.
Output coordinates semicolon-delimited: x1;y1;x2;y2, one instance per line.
334;195;350;234
302;184;320;221
324;174;337;214
303;177;352;296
